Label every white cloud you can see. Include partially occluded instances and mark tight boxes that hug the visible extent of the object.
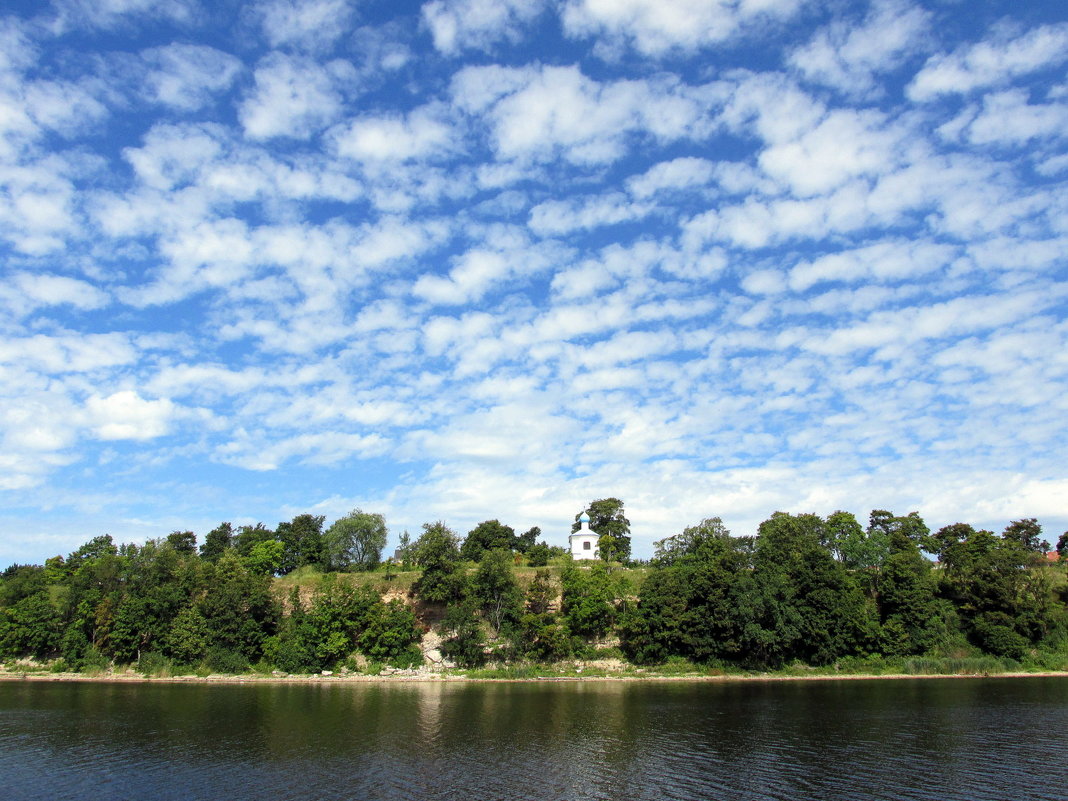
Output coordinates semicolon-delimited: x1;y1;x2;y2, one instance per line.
84;390;176;441
141;44;242;110
53;0;199;30
332;105;454;162
239;53;352;140
2;273;109;315
257;0;355;50
455;64;717;165
908;22;1068;100
217;431;389;470
561;0;805;56
529;192;654;235
789;239;958;291
627;157;715;198
789;0;931;96
423;0;549;55
758;109;905;196
962;89;1068;146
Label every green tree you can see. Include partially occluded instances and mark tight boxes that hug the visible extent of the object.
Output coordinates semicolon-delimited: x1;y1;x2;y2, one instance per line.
877;531;939;655
471;549;523;633
198;552;279;662
653;517;730;565
1002;518;1050;556
359;600;421;666
526;541;551;567
395;530;414;569
560;561;627;638
234;524;276;557
440;600;486;668
199;522;234;562
245;540;284;575
573;498;631;563
276;514;326;574
166;604;210;664
460;520;517;561
324;509;388;571
166;530;197;554
516;526;540;554
412;522;465;603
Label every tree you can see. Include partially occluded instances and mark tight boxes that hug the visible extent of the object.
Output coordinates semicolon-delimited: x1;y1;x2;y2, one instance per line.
526;541;551;567
245;540;284;575
396;530;414;569
471;549;522;633
324;509;388;571
166;531;197;554
199;522;233;562
573;498;631;563
412;522;465;603
276;514;326;573
516;526;540;554
461;520;517;561
560;562;626;638
1057;532;1068;562
653;517;730;565
234;523;276;557
931;522;976;563
1002;518;1050;556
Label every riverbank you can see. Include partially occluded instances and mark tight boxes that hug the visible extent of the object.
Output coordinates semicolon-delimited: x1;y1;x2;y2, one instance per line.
4;666;1068;684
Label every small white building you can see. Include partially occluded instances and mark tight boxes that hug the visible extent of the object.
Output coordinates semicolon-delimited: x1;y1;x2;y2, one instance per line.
569;513;599;560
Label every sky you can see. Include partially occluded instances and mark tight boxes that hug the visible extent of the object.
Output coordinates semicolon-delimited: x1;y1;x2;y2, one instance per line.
1;0;1066;566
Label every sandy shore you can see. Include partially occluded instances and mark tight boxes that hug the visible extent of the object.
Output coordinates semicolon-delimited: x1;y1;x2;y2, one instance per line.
3;669;1067;685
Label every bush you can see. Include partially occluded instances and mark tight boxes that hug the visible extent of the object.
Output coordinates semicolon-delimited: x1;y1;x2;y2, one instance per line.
137;651;174;676
205;646;250;674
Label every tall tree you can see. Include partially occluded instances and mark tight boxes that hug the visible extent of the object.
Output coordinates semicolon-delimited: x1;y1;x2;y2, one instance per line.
324;509;388;571
1002;518;1050;555
573;498;631;563
199;522;233;562
412;522;465;602
461;520;517;561
277;514;326;573
471;549;522;633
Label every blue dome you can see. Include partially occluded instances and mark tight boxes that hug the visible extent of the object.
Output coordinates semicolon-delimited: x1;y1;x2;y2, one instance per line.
579;514;590;523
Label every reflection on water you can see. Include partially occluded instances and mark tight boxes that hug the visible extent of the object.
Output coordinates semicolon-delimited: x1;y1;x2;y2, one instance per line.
2;678;1066;801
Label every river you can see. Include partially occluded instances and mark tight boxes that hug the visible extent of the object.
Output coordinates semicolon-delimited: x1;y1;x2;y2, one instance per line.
1;677;1065;800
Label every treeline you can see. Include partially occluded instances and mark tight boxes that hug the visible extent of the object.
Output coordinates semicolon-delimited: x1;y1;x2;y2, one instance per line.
1;505;1066;675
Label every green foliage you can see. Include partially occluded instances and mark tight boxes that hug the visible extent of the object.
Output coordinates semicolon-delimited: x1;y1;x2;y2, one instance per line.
137;651;174;677
461;520;517;561
234;524;276;557
440;601;487;668
412;522;466;603
560;562;627;638
1002;518;1050;555
205;646;250;674
516;526;540;554
471;549;522;632
199;522;233;562
358;599;421;664
245;540;284;576
166;531;197;554
525;542;551;567
324;509;388;571
166;604;210;664
276;514;326;574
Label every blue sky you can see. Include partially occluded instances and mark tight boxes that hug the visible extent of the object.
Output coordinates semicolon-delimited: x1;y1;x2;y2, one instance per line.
1;0;1066;565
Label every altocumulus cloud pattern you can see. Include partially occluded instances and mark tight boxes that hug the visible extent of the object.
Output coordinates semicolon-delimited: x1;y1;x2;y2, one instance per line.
1;0;1066;563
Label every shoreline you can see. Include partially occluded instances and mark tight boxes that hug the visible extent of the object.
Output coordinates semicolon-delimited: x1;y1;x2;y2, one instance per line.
3;669;1068;685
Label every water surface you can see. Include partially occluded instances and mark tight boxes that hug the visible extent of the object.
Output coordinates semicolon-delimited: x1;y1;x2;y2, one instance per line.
2;677;1065;801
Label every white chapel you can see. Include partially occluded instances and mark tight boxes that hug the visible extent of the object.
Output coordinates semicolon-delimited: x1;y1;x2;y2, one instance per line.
569;513;599;560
